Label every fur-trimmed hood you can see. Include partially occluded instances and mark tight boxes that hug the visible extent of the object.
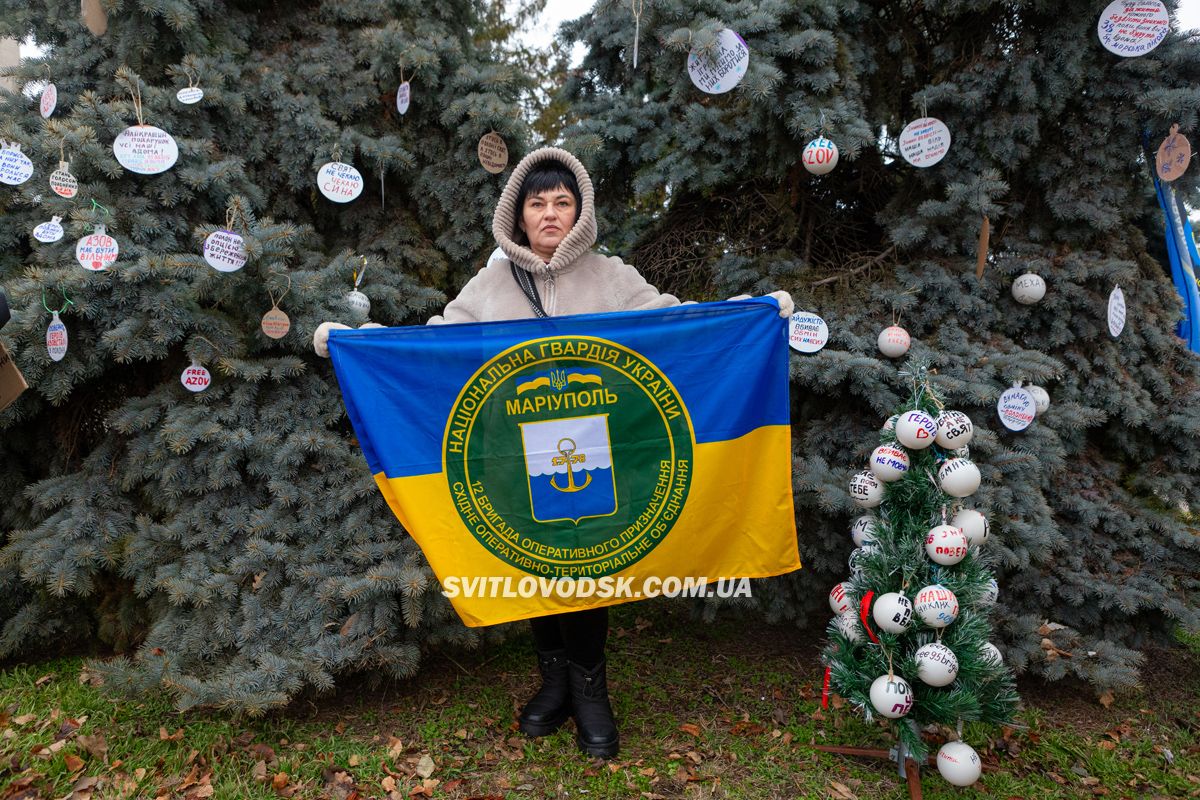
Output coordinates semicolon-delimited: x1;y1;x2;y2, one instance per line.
491;146;598;276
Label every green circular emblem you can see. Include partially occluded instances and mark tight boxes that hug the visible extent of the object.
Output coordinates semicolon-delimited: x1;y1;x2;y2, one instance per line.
443;336;694;578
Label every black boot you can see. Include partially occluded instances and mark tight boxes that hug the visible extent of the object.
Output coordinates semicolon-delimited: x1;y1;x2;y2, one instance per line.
517;648;571;736
568;659;619;758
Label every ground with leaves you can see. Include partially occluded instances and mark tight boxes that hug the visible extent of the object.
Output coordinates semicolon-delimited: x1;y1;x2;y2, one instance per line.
2;600;1198;800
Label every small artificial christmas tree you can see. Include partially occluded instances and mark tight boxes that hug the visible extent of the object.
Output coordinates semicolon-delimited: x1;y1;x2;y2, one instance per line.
822;360;1018;778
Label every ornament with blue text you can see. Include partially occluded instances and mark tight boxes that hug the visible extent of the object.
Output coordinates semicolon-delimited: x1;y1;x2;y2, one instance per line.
113;85;179;175
829;581;853;614
1097;0;1169;58
914;584;959;628
938;457;980;498
177;86;204;105
869;444;909;482
346;257;371;320
997;383;1036;431
1012;272;1046;304
396;80;411;115
869;673;914;718
686;28;749;94
787;311;828;353
925;524;968;565
0;142;34;186
317;160;365;202
936;741;982;787
43;290;73;362
181;361;211;392
952;508;989;547
849;469;883;508
33;216;65;243
76;225;119;271
934;410;973;449
895;409;938;449
981;578;999;606
802;136;839;175
850;515;878;547
872;592;913;633
899;117;951;168
914;642;959;687
877;325;910;358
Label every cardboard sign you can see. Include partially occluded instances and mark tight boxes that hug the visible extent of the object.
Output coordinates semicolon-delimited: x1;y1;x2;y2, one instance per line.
0;341;28;412
50;165;78;198
33;218;64;243
1097;0;1169;57
76;227;119;271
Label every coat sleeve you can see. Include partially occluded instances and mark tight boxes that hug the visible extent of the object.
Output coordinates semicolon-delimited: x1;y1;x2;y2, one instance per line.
426;267;489;325
608;256;685;311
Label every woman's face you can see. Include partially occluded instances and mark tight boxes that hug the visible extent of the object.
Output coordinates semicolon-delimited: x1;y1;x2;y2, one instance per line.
519;185;577;262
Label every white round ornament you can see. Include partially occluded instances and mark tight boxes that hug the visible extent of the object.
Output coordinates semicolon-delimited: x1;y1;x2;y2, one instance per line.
833;612;862;643
181;361;211;392
40;83;58;118
203;229;248;272
850;515;878;548
899;117;951;168
871;592;913;634
895;409;938;449
1108;285;1126;337
869;674;914;719
75;225;119;271
914;584;959;628
925;524;968;565
936;741;982;787
938;458;981;498
802;136;839;175
686;28;750;94
787;312;829;353
877;325;910;358
396;81;411;115
848;546;875;576
882;414;898;432
849;469;883;508
46;312;68;362
829;581;853;614
952;508;989;547
935;410;973;449
49;162;78;198
869;444;910;482
1097;1;1169;58
981;642;1003;666
997;385;1036;431
1027;384;1050;416
113;125;179;174
1011;273;1046;305
478;132;508;174
0;144;34;186
980;578;999;606
317;161;364;202
176;86;204;105
914;642;959;687
346;289;371;319
33;216;65;243
261;307;291;340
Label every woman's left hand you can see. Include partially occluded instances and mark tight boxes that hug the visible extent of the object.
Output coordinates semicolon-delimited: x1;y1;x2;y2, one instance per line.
767;290;794;318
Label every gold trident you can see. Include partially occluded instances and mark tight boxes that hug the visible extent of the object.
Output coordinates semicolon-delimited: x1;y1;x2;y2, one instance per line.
550;438;591;493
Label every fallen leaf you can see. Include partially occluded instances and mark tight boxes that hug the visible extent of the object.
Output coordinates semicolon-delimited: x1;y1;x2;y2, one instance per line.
159;727;184;742
382;776;397;792
77;734;107;759
415;754;435;779
251;761;268;782
442;778;465;791
638;766;656;777
1098;691;1114;708
678;722;701;737
65;753;85;772
829;780;858;800
35;674;54;687
13;714;36;726
1097;740;1116;751
249;743;276;762
272;772;289;790
731;720;765;736
454;728;468;739
348;754;361;767
387;736;404;759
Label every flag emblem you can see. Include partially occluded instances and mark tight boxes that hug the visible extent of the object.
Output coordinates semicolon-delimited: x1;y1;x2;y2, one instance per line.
520;414;617;524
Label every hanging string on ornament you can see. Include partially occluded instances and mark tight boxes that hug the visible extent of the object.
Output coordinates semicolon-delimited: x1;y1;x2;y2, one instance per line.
76;201;119;271
630;0;644;69
42;287;74;362
33;215;65;243
346;256;371;320
262;271;292;340
177;64;204;105
113;82;179;174
0;141;35;186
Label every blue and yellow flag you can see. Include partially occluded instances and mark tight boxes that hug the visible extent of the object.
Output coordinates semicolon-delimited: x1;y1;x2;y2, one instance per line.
328;298;800;626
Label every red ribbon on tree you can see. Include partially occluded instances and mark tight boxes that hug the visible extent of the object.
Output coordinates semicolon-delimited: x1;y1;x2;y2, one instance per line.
858;589;880;644
821;665;832;709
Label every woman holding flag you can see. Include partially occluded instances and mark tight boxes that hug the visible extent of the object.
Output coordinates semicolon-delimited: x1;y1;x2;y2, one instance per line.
316;146;793;758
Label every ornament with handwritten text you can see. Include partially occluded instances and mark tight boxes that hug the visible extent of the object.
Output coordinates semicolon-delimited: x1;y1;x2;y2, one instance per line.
877;325;910;358
177;86;204;105
899;117;951;168
113;126;179;174
997;384;1035;431
49;162;78;198
33;216;64;243
46;312;68;362
181;361;211;392
40;83;57;118
396;81;411;115
1011;273;1046;304
1157;125;1191;182
203;229;248;273
687;28;750;94
1097;0;1169;57
76;225;119;271
787;311;828;353
802;136;839;175
0;144;34;186
317;161;364;203
478;132;508;174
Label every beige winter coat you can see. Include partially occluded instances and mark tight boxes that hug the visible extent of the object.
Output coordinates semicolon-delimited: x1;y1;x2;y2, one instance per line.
428;147;681;323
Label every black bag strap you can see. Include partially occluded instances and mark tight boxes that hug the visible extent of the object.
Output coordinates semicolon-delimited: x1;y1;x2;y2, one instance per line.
510;261;549;318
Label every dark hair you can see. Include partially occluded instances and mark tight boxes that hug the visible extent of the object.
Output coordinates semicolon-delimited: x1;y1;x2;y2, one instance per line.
514;160;582;244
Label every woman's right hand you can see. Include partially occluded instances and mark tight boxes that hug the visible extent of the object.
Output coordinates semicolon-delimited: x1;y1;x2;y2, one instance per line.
313;322;351;358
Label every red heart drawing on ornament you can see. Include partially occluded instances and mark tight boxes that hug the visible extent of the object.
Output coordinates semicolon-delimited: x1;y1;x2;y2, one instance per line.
916;429;930;438
92;260;102;268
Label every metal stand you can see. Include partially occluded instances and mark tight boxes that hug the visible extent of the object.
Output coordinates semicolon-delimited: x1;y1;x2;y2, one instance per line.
814;723;927;800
